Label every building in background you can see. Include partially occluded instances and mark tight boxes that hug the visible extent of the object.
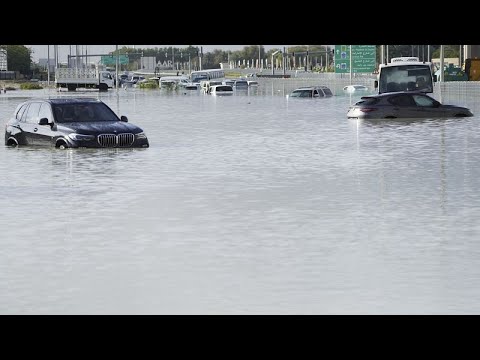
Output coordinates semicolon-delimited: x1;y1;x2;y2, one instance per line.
0;48;7;70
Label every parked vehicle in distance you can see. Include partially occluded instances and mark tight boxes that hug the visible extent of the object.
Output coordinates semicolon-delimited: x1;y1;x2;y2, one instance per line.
159;75;191;89
117;73;130;85
289;86;333;98
5;98;149;148
55;67;114;91
343;84;369;93
233;79;249;88
201;80;224;93
208;85;233;96
223;79;236;87
347;91;473;119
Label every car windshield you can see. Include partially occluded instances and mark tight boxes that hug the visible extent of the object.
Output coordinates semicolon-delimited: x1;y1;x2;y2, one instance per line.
53;103;119;123
290;90;312;97
322;88;333;96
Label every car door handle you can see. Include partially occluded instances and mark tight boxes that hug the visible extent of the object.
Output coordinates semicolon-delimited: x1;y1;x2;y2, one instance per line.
34;128;38;132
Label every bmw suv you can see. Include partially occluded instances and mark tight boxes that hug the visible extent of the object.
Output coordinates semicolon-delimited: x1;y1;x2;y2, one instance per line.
5;98;149;148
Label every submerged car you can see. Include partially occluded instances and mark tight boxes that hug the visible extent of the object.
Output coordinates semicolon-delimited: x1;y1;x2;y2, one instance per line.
347;91;473;119
5;98;149;148
208;85;234;96
289;86;333;98
343;84;369;93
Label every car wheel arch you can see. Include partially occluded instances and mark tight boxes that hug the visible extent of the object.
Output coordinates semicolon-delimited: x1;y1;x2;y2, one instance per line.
6;136;19;146
55;138;68;149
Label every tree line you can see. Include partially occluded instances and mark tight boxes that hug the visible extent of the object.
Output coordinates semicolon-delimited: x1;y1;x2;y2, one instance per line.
0;45;463;76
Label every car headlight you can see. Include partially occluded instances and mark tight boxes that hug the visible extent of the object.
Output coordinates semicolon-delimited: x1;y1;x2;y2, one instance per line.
67;133;95;141
136;132;147;139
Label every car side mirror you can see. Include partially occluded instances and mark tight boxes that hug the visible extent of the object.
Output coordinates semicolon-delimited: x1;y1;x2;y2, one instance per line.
120;115;128;122
374;80;378;89
38;118;50;126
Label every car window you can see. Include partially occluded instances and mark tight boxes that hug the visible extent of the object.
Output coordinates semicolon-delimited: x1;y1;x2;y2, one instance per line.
322;88;333;96
20;104;30;122
16;104;28;121
388;95;416;106
291;90;312;97
356;97;379;105
52;103;118;122
412;94;437;107
38;103;53;122
25;102;41;123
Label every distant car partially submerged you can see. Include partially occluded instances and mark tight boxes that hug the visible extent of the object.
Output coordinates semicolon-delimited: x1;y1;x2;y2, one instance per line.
5;98;149;148
343;84;369;93
289;86;333;98
208;85;234;96
347;91;473;119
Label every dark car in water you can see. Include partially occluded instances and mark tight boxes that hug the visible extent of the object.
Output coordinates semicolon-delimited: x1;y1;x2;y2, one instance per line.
347;91;473;119
5;98;149;148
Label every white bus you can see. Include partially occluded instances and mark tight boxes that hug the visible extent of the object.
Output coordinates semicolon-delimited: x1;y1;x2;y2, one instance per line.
190;69;225;84
376;57;435;94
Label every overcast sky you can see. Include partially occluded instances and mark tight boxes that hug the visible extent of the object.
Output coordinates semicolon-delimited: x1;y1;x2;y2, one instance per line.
27;45;289;62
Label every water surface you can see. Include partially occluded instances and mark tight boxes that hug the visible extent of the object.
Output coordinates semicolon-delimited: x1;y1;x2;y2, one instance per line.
1;84;480;314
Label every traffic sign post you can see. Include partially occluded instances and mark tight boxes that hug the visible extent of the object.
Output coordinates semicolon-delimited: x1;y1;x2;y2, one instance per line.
334;45;376;73
101;55;129;66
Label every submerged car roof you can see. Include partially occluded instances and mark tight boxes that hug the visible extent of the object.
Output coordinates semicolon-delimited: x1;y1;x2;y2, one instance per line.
362;90;429;99
22;98;103;105
293;86;330;90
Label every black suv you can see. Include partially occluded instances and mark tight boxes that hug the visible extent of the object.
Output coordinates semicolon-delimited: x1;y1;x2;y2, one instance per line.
5;98;149;148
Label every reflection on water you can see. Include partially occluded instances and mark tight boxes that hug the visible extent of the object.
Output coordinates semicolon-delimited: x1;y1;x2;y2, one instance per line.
1;84;480;314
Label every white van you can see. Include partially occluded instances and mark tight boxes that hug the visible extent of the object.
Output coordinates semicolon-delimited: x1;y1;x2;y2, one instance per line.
200;80;224;93
209;85;233;96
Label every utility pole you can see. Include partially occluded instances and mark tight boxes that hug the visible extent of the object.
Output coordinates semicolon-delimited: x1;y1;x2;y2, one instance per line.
47;45;50;86
349;45;352;84
259;45;261;70
325;45;329;72
115;45;119;90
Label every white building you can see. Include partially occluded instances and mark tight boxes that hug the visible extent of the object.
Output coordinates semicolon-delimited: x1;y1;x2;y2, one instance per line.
0;48;7;71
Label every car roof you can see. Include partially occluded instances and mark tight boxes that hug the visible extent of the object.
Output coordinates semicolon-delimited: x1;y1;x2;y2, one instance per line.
293;86;330;90
363;91;431;99
22;97;102;105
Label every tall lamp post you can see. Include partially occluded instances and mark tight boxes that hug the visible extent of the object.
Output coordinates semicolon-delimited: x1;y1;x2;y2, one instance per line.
259;45;261;69
271;50;280;75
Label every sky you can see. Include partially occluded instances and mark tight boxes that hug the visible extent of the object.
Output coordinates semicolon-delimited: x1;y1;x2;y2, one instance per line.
27;45;288;62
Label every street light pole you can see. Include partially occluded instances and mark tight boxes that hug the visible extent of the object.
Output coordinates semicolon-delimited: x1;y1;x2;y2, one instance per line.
115;45;119;90
47;45;50;86
259;45;261;70
272;50;280;75
349;45;352;85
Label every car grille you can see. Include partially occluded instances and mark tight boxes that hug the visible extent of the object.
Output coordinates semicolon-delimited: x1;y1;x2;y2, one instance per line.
97;133;135;147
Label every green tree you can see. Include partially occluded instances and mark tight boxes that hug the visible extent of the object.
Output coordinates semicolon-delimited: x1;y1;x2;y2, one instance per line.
5;45;32;75
431;45;459;58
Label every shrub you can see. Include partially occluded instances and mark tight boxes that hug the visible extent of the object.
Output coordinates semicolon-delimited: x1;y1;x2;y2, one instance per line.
20;83;43;90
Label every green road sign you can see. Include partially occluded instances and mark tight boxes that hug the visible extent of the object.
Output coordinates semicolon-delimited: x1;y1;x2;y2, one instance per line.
101;55;129;66
334;45;376;73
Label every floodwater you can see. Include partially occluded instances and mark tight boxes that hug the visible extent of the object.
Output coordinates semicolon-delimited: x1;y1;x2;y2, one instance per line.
1;83;480;314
